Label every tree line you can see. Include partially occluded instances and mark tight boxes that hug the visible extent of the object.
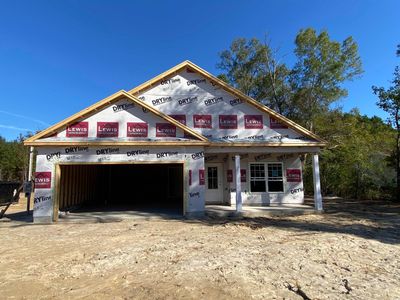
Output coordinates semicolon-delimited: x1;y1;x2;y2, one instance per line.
217;28;399;201
0;134;31;182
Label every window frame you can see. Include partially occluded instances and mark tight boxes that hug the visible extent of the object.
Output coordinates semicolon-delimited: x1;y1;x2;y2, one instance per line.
266;162;285;193
207;166;219;190
248;162;285;193
249;163;267;193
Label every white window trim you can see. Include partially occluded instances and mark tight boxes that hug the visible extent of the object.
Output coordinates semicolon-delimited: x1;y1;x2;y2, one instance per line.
248;162;285;194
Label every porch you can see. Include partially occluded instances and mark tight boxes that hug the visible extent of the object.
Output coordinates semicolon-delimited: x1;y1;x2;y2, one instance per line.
205;203;316;218
204;148;323;211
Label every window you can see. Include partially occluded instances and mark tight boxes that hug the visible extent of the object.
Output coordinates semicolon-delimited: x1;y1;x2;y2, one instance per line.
250;164;266;192
250;163;284;193
207;167;218;189
267;163;284;192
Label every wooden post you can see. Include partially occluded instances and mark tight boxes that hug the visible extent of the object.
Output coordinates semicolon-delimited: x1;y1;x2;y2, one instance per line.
67;166;73;207
26;146;34;214
312;154;323;211
235;155;242;212
53;165;61;222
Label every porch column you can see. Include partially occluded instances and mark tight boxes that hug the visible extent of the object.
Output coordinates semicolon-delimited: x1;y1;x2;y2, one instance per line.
235;155;242;212
312;153;323;211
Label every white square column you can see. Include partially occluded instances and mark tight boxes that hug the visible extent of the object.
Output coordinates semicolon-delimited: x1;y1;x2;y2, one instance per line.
235;155;242;212
312;153;323;211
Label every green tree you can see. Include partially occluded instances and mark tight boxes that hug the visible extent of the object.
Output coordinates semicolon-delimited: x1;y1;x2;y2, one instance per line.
217;29;363;131
290;28;363;131
217;37;293;115
372;46;400;201
0;134;32;182
304;110;395;199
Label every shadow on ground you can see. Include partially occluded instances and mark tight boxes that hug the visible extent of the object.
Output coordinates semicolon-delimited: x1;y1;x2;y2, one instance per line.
2;198;399;245
192;198;400;245
0;211;33;223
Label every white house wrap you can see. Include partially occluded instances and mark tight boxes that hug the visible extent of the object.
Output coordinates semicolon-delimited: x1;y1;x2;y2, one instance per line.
25;61;326;223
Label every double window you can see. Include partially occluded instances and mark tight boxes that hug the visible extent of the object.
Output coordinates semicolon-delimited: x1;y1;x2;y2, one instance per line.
250;163;284;192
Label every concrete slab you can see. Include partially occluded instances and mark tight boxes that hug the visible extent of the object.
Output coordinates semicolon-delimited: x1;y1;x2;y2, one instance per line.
205;204;316;218
58;204;316;223
58;207;183;224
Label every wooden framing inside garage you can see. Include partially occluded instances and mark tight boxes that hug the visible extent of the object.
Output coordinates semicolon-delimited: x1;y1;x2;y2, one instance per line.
53;160;188;222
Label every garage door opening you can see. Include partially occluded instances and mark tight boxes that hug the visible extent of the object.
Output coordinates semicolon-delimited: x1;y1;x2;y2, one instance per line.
57;163;184;216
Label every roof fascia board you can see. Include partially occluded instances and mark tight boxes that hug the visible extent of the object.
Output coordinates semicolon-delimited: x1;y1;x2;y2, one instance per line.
209;142;328;147
25;141;326;147
24;140;209;147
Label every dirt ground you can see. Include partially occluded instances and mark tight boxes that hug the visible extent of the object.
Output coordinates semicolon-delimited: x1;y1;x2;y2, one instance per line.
1;198;399;300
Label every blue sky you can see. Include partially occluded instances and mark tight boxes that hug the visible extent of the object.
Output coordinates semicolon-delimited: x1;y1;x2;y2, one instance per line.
0;0;399;140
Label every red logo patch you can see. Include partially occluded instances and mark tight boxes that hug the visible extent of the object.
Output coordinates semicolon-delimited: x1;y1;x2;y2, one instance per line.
156;123;176;137
244;115;263;129
199;169;205;185
169;115;186;125
240;169;246;182
35;172;51;189
193;115;212;128
97;122;119;138
66;122;88;137
286;169;302;182
219;115;237;129
227;169;233;183
170;115;193;138
270;117;288;129
127;122;148;137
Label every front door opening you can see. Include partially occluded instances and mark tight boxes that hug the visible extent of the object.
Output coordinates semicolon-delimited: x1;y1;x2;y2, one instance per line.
205;163;223;204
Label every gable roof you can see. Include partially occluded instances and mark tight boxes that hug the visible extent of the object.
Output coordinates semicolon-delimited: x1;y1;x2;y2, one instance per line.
128;60;326;144
24;90;209;146
24;61;327;148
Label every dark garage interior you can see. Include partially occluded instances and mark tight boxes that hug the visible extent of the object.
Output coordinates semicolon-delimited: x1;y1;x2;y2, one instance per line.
58;163;184;215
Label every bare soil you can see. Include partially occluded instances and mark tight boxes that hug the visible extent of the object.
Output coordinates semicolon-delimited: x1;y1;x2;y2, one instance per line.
1;198;399;299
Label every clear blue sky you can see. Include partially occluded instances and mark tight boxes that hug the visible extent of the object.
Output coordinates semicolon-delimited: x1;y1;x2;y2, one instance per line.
0;0;399;140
